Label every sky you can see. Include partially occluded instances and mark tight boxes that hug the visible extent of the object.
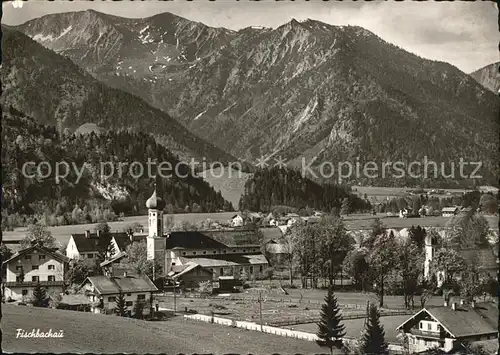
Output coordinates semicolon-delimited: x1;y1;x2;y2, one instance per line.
1;0;498;73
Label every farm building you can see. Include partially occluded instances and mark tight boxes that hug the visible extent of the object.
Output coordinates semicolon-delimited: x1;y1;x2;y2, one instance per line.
79;273;158;315
144;188;269;286
167;262;213;289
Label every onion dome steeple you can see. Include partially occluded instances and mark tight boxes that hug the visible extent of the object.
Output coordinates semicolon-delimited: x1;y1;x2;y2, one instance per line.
145;188;166;211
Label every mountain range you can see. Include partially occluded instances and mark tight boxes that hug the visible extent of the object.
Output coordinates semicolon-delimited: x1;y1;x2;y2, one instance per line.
7;10;500;186
1;25;236;164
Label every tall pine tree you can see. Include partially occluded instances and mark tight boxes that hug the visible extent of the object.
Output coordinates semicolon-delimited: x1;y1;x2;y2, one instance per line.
114;292;127;316
359;304;389;355
32;282;49;307
316;286;346;355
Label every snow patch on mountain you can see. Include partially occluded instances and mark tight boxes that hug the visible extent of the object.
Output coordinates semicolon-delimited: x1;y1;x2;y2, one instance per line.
194;109;208;121
293;97;318;132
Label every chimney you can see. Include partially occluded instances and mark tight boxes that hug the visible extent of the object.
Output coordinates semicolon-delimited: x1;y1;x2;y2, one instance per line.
85;230;91;239
451;302;456;311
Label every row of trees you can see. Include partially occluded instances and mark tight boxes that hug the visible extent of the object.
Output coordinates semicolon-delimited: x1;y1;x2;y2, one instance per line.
271;210;496;309
375;190;497;215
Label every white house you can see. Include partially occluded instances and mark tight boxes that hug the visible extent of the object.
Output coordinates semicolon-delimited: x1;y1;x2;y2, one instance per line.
2;244;69;301
78;273;158;315
230;214;244;227
396;301;498;353
441;206;459;217
66;230;116;260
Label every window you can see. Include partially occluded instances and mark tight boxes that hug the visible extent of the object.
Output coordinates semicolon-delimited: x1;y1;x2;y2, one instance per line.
32;276;39;282
126;293;131;296
223;250;227;254
138;294;146;300
25;255;31;260
427;323;432;331
16;266;23;271
88;254;94;259
108;297;116;302
196;268;201;275
22;289;28;296
183;252;187;256
16;276;23;282
126;301;133;307
48;265;55;270
259;265;263;273
213;251;217;254
210;268;214;273
220;268;224;276
48;276;55;282
172;263;176;266
243;249;246;253
203;251;206;255
39;255;46;260
250;266;254;274
32;265;39;270
420;322;423;329
193;252;196;255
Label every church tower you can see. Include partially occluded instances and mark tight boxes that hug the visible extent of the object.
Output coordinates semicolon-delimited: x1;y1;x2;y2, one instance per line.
146;187;166;268
424;231;433;280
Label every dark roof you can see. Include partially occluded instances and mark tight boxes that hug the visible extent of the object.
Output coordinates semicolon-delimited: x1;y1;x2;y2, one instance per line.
164;231;228;249
3;245;69;265
71;233;118;252
85;274;158;295
100;251;128;267
113;234;147;251
458;248;497;270
259;227;283;243
398;303;498;338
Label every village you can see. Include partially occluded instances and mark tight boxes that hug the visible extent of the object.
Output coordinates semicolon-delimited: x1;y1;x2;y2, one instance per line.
1;187;498;354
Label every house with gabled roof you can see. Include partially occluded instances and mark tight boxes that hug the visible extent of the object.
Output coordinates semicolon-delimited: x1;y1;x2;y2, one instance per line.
167;261;213;289
396;300;498;353
66;230;116;260
110;233;147;255
2;244;69;301
79;273;158;315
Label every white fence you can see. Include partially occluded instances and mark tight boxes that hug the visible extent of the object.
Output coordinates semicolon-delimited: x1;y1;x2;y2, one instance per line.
184;313;402;352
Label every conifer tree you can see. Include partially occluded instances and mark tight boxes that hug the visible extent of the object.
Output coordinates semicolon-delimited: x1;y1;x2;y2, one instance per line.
359;304;389;355
316;286;346;355
32;282;49;307
114;292;127;316
340;198;351;216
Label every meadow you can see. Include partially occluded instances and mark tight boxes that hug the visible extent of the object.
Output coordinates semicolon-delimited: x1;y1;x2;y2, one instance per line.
2;304;325;353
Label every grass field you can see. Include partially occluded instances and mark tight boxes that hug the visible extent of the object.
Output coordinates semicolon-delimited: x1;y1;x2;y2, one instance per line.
199;166;252;209
284;315;410;343
2;212;236;246
3;304;324;353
